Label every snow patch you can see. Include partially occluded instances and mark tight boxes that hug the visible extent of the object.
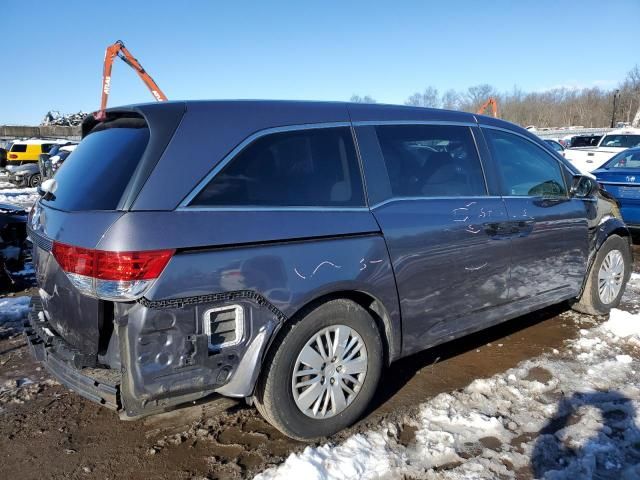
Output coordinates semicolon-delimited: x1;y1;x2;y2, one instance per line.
600;309;640;339
0;296;31;338
255;303;640;480
0;187;39;210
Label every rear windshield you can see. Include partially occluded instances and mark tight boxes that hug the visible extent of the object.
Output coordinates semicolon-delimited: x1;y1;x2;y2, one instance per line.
42;118;149;211
10;144;27;153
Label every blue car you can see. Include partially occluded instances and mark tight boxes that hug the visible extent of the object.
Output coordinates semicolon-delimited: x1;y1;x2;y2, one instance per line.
593;147;640;229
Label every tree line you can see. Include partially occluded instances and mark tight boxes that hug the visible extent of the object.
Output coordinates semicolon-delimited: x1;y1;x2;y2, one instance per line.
351;65;640;128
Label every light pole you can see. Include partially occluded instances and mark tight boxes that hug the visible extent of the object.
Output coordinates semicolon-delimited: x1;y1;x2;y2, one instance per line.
610;89;620;128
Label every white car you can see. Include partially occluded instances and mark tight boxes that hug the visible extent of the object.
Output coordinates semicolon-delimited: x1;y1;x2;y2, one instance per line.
564;128;640;173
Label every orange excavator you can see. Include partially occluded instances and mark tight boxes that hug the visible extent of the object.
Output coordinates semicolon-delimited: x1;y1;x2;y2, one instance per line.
96;40;167;120
476;97;499;117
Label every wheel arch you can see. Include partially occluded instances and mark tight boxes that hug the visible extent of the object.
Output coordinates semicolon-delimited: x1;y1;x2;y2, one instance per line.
263;289;400;375
578;218;633;298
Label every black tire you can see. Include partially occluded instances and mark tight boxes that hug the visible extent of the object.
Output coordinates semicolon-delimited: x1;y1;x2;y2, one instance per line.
254;299;383;441
29;173;41;188
573;235;632;315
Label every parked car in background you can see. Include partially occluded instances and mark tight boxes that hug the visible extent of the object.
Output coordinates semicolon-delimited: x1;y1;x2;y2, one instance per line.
26;101;633;441
6;140;58;166
568;135;602;148
8;163;42;187
40;145;77;180
39;142;77;179
544;139;566;157
565;128;640;173
593;147;640;230
0;203;28;290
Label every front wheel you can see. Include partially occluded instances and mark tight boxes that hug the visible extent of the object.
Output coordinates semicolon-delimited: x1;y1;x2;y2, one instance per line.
29;173;41;188
254;299;383;441
573;235;632;315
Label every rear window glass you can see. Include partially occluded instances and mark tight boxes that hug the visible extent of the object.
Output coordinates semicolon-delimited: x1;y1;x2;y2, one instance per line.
42;120;149;211
604;149;640;169
190;127;365;207
10;144;27;153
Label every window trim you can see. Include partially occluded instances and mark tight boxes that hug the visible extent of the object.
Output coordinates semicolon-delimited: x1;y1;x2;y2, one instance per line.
362;122;491;205
178;122;368;211
480;124;571;198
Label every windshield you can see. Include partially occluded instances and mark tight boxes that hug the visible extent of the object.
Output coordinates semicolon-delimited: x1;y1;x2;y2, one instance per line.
599;135;640;148
42;118;149;211
603;149;640;169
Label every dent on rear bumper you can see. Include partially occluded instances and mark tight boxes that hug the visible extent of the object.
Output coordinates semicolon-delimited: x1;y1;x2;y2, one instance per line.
25;298;120;410
116;293;283;418
26;292;282;419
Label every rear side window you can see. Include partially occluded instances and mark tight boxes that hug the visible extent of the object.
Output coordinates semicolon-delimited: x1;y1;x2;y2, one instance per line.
484;129;567;197
190;127;365;207
42;118;149;211
10;144;27;153
375;124;486;197
41;144;54;153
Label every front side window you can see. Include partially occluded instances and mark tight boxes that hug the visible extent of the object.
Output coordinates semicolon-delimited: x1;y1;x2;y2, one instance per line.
484;129;567;197
10;144;27;153
190;127;365;207
375;124;486;198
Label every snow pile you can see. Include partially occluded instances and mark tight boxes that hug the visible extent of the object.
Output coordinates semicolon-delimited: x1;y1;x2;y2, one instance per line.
0;186;39;210
0;297;31;339
600;309;640;341
255;308;640;479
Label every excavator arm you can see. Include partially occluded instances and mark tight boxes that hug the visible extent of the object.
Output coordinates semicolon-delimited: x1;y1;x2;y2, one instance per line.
96;40;167;120
476;97;498;118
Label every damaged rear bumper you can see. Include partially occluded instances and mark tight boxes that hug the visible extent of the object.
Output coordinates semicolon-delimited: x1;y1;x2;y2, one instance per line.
25;297;120;410
25;294;283;419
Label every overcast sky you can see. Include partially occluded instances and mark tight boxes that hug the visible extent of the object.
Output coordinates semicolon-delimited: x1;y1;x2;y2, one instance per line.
2;0;638;124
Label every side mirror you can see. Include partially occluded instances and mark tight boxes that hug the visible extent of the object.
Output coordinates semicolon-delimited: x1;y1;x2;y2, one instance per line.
570;174;595;198
38;178;58;201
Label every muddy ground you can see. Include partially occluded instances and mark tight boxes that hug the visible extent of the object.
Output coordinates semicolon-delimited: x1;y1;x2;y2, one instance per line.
1;246;638;480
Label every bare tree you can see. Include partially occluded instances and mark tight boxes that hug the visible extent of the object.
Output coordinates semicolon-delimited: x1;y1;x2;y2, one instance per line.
463;84;498;112
405;87;440;108
350;94;377;104
441;89;461;110
355;64;640;128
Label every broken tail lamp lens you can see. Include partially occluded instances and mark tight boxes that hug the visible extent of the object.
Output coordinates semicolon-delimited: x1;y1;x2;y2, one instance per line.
52;242;174;300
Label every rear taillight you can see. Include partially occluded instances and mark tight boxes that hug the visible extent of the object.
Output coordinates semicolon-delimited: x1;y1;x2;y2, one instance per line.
9;154;17;159
52;241;174;301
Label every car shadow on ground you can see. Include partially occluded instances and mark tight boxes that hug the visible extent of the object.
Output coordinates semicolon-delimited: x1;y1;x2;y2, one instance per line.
365;302;572;417
531;391;640;478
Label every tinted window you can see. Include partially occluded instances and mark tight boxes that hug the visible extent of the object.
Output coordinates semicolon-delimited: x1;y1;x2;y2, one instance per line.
545;140;563;152
191;127;365;207
375;124;486;197
41;143;54;153
484;129;567;197
42;120;149;211
10;144;27;153
599;134;640;148
604;149;640;169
